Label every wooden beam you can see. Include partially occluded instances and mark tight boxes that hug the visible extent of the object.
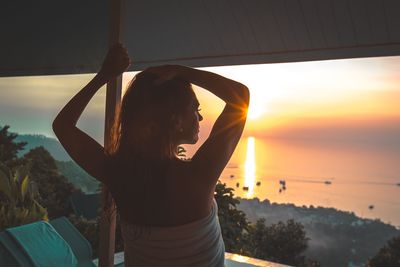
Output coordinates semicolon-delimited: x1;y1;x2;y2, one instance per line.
98;0;122;266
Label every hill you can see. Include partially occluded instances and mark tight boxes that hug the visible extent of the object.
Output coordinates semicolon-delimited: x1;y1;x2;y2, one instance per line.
16;134;71;161
238;198;400;267
55;160;100;193
15;134;99;193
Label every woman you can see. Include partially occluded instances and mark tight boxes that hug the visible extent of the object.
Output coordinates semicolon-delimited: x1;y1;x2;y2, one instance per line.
53;44;249;266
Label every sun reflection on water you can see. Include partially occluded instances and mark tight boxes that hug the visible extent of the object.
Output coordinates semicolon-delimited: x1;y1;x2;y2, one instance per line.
244;136;256;198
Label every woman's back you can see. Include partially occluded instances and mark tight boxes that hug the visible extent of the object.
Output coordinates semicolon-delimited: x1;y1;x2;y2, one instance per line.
106;156;213;227
106;156;226;266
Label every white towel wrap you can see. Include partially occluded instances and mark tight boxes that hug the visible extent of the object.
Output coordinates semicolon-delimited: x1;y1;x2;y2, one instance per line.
120;199;225;267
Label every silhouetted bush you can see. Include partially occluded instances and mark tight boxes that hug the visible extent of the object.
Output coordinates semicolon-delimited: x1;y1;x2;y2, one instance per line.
367;235;400;267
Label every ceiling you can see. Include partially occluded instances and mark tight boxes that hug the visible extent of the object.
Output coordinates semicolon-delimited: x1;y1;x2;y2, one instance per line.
1;0;400;77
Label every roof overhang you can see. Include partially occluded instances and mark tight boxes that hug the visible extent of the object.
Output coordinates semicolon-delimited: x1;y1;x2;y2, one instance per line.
1;0;400;77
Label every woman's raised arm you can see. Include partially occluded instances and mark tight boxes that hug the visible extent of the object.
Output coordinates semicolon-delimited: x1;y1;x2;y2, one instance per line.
147;65;249;188
52;44;130;182
179;67;249;183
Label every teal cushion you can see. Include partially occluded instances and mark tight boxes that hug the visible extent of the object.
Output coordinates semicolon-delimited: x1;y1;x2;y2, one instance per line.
6;221;78;267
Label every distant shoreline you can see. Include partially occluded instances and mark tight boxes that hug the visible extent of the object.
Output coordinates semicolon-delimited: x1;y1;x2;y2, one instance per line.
235;197;400;229
235;197;400;267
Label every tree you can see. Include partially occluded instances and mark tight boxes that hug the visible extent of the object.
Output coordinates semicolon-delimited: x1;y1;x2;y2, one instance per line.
0;125;27;168
244;218;310;266
214;181;250;254
0;162;48;231
214;182;320;266
23;146;79;218
367;235;400;267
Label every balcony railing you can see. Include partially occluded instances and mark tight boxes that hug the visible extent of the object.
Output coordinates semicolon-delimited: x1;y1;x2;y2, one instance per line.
92;252;292;267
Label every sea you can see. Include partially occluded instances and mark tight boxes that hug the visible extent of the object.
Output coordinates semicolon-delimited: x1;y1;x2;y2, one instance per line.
187;136;400;227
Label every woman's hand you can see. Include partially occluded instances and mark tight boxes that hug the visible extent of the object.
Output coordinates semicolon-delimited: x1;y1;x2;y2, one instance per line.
99;43;131;78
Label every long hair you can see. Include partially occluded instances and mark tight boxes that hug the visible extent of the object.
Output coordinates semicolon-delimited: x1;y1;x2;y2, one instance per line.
103;71;196;222
109;70;195;161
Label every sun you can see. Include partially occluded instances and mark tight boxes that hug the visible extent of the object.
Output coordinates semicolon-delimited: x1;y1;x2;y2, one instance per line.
247;101;267;120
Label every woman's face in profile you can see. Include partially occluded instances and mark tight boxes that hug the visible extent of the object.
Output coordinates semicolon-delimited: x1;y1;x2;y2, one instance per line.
178;97;203;145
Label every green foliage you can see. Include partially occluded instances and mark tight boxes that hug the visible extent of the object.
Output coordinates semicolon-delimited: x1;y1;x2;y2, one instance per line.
23;146;79;218
68;214;124;259
367;235;400;267
215;182;319;266
244;218;309;266
68;214;100;257
176;146;186;157
214;181;250;254
0;162;48;231
0;125;27;168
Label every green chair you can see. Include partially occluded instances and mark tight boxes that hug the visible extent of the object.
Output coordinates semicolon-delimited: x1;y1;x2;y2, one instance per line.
0;217;124;267
49;217;96;267
0;220;78;267
50;217;124;267
0;230;34;266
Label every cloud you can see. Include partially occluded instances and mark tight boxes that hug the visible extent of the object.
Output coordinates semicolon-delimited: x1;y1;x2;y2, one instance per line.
0;74;106;137
249;116;400;147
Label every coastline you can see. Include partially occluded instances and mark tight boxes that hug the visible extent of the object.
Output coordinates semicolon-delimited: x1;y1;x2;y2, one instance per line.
236;197;400;267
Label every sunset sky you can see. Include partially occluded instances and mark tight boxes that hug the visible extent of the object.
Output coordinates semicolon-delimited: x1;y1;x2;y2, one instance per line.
1;55;399;144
